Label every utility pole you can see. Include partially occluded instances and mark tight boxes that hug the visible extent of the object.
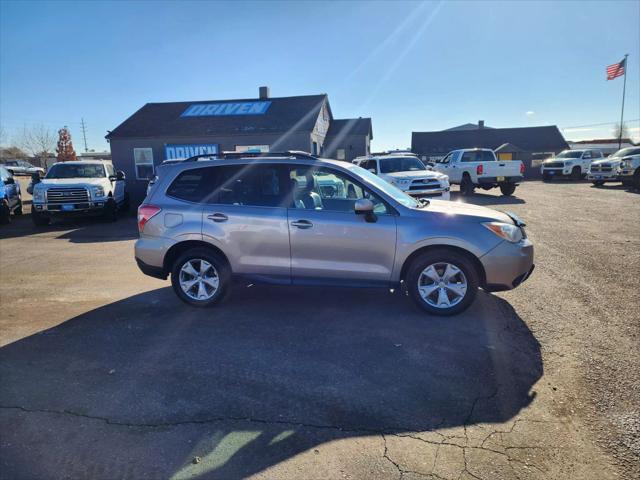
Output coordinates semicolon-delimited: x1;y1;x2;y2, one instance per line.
80;118;88;152
618;54;629;150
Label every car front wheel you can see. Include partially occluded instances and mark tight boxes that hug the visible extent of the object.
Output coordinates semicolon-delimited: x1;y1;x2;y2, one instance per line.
406;249;480;316
171;248;230;307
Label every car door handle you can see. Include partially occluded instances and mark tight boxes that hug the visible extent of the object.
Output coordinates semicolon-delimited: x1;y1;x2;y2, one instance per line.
207;213;228;222
291;220;313;229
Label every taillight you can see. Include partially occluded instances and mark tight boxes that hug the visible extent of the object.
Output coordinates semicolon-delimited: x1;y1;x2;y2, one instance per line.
137;204;161;232
476;164;484;175
520;162;525;174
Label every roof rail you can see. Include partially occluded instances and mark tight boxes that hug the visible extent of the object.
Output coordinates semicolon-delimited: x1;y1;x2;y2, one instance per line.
182;150;318;162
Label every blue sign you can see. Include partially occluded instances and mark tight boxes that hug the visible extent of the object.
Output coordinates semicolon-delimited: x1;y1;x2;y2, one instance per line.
181;101;272;117
165;144;218;160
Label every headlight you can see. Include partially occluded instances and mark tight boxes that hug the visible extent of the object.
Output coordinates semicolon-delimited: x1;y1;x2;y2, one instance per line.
91;186;105;198
33;186;45;203
482;222;523;243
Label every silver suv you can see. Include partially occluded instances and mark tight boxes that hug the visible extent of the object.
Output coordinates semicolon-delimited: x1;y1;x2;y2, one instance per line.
135;152;534;316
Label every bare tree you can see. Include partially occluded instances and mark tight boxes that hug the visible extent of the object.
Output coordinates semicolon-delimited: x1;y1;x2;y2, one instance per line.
17;124;57;159
612;123;629;140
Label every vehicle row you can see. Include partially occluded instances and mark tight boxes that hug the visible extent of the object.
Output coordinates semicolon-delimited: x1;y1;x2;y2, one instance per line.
540;147;640;188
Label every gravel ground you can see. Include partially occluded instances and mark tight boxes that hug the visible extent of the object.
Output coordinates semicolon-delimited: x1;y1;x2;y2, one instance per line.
0;178;638;479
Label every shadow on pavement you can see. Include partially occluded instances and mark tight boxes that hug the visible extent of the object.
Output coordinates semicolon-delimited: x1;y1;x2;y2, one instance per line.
451;190;526;205
0;212;138;243
0;285;542;479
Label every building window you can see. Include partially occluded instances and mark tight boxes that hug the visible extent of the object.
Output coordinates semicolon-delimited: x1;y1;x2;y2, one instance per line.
531;152;554;168
337;149;346;160
234;145;270;153
133;148;154;180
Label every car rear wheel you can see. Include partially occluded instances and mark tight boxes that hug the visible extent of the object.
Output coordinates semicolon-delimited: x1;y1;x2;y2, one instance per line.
406;249;479;316
171;248;230;308
500;184;516;196
460;176;475;196
592;180;605;187
571;166;581;180
102;198;118;222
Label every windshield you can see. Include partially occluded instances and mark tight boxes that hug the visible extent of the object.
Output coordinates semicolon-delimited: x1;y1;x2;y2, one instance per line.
349;164;419;209
556;151;582;159
379;157;426;173
46;164;106;179
609;148;640;158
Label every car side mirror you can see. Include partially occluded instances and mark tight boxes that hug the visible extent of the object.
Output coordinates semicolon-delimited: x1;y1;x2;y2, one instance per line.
116;170;126;181
31;172;41;184
354;198;377;223
4;177;14;185
368;168;377;174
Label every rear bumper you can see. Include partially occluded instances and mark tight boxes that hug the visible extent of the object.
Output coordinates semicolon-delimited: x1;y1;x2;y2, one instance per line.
477;175;522;186
481;239;534;292
136;257;167;280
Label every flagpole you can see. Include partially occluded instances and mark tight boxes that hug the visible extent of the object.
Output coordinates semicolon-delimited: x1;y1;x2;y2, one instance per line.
618;54;629;150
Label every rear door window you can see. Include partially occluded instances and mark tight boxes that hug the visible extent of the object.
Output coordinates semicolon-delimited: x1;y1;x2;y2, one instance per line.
461;150;495;162
213;164;291;207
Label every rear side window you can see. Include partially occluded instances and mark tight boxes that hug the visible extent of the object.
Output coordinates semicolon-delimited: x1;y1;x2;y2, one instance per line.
166;167;216;203
461;150;496;162
214;164;291;207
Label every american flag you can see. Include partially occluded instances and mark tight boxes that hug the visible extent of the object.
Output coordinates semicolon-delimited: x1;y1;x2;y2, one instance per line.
607;58;626;80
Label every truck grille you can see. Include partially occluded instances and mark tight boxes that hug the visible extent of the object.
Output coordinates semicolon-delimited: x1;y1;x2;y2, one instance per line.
408;179;441;191
544;162;564;169
46;187;89;204
590;164;612;172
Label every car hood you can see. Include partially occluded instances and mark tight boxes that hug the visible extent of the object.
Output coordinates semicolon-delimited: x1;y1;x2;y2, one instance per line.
591;159;619;166
421;199;514;223
39;178;106;187
383;170;447;180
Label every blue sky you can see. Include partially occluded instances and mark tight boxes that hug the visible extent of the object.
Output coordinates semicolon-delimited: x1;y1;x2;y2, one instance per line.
1;0;638;152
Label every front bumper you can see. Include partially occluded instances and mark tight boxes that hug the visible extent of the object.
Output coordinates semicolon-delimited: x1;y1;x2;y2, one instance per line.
481;238;534;292
541;168;571;177
587;172;619;181
403;186;450;200
32;201;108;216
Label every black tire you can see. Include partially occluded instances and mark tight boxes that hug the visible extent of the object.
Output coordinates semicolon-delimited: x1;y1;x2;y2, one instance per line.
0;201;11;224
500;184;516;196
171;248;230;308
14;199;23;215
571;166;581;180
102;198;118;222
592;180;605;187
634;168;640;190
120;193;130;213
460;175;475;196
31;209;50;226
406;249;480;316
542;173;552;182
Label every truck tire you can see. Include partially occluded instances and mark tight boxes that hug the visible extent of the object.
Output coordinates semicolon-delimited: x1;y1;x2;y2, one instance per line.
633;168;640;190
460;175;475;196
171;248;230;308
102;198;118;222
120;193;130;213
14;199;23;215
31;209;50;226
592;180;605;187
406;248;480;316
500;184;516;196
0;200;11;224
542;173;552;182
571;166;581;180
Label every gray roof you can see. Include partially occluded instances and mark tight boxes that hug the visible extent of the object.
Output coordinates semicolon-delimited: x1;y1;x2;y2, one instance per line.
325;118;373;139
107;94;328;139
412;126;568;155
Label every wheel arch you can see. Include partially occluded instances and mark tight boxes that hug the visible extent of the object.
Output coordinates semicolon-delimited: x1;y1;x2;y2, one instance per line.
399;244;487;288
163;240;231;276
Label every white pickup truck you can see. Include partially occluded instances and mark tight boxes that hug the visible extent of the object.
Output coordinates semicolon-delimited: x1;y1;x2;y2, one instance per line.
429;148;524;196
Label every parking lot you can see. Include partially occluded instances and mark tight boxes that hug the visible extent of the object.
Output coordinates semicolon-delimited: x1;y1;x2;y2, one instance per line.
0;178;638;479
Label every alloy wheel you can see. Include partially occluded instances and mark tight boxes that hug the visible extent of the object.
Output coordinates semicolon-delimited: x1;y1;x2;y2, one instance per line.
179;259;220;300
418;262;468;309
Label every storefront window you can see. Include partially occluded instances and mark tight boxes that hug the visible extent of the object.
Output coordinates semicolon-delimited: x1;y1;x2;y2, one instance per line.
134;148;154;180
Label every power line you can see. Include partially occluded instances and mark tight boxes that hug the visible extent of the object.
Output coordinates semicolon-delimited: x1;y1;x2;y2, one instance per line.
560;118;640;129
